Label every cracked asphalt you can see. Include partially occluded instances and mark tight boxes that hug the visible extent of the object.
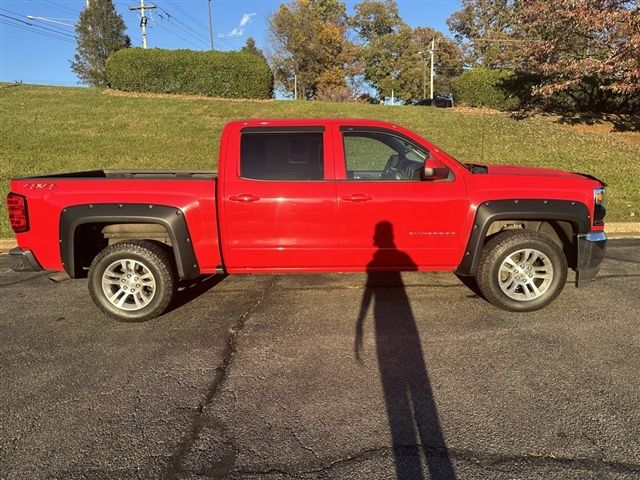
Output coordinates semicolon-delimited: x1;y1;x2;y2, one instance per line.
1;239;639;480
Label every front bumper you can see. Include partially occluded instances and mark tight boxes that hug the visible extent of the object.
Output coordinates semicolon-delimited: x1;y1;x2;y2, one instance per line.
575;231;607;287
9;247;44;272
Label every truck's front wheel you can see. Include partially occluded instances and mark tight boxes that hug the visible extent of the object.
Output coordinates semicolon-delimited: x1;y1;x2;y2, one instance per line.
476;230;567;312
88;240;177;321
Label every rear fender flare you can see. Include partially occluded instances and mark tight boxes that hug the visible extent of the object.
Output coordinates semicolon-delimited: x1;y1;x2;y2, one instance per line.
59;203;199;279
456;199;591;276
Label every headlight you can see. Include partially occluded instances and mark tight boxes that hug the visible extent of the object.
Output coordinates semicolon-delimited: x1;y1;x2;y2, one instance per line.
593;187;606;226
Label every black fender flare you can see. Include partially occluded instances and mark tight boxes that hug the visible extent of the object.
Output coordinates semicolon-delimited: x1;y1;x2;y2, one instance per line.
456;199;591;276
59;203;200;280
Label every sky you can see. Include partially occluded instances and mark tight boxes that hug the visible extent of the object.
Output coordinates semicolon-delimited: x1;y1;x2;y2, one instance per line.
0;0;461;86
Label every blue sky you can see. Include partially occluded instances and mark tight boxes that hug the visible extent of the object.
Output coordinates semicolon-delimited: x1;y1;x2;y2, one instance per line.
0;0;461;86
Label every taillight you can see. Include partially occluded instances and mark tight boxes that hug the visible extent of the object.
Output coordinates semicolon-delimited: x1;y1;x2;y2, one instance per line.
7;193;29;233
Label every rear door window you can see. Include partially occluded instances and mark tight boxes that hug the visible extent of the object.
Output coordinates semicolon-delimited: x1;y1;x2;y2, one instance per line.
240;129;324;180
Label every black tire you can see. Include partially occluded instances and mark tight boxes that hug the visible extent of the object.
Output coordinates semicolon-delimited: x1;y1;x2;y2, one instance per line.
88;240;177;322
476;230;568;312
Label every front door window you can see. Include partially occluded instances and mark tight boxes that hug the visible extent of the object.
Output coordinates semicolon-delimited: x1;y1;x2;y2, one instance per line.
343;131;428;181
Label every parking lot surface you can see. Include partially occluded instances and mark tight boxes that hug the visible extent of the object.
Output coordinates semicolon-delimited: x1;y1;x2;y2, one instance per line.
1;240;639;479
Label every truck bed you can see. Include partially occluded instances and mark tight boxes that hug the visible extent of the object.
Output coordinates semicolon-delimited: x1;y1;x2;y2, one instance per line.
9;170;221;276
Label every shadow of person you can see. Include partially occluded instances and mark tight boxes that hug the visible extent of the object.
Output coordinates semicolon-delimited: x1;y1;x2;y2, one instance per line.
355;221;457;480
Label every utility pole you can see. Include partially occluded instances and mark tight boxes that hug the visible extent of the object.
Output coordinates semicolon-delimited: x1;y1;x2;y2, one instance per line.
418;51;426;99
129;0;156;49
429;37;436;100
207;0;213;50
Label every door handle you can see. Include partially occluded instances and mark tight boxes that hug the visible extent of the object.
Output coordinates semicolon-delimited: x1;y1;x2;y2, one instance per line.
229;193;260;203
342;193;373;203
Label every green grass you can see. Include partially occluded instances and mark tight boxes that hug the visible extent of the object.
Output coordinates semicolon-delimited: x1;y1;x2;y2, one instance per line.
1;83;639;237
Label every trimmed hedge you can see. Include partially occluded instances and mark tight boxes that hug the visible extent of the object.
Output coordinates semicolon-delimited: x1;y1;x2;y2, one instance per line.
452;67;519;110
106;48;273;99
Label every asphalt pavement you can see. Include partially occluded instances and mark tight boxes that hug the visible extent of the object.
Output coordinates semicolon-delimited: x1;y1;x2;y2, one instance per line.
1;240;639;480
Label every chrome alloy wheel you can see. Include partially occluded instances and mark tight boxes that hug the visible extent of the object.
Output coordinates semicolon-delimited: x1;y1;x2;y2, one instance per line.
101;259;156;311
498;248;554;301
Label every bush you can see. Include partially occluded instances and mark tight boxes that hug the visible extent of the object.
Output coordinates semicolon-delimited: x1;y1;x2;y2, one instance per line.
106;48;273;99
452;67;519;110
455;68;640;114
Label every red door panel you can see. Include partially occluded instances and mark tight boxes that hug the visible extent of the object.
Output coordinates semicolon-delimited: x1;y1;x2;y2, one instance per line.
337;181;468;269
223;181;338;270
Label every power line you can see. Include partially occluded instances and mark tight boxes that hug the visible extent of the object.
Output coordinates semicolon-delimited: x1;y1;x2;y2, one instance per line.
472;38;546;44
2;7;73;33
165;0;208;32
152;3;209;49
0;12;76;38
155;4;209;43
30;0;78;17
150;18;207;49
46;0;77;15
216;35;240;50
0;18;75;43
0;19;74;43
1;35;43;45
114;0;142;44
158;1;242;50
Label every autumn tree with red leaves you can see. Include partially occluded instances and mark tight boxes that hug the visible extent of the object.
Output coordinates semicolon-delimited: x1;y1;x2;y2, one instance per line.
447;0;521;68
518;0;640;97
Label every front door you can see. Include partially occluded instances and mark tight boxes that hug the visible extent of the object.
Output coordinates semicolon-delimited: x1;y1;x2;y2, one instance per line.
335;127;468;270
222;126;339;271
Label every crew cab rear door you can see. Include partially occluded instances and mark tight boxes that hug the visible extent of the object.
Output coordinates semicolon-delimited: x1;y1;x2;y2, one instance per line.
221;125;339;271
334;125;468;270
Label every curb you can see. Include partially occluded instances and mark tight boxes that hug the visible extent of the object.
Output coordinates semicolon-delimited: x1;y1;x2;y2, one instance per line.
2;222;639;254
604;222;640;233
0;239;16;252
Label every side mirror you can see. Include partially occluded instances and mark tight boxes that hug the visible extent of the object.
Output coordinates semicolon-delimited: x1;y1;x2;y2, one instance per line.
423;158;450;181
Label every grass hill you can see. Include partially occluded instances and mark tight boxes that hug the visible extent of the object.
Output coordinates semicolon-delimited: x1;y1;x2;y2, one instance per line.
1;83;638;237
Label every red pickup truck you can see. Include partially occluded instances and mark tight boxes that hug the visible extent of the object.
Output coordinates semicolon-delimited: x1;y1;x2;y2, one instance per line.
7;118;607;321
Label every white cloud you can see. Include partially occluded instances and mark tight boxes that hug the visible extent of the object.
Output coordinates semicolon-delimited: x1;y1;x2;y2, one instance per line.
218;13;256;38
239;13;255;27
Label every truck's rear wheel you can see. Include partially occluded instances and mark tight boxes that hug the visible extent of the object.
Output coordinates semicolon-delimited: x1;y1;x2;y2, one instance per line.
476;230;567;312
88;240;176;321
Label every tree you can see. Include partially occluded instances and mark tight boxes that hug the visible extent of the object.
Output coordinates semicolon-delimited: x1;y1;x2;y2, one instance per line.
446;0;520;68
361;24;421;99
351;0;413;98
268;0;463;101
242;37;266;60
350;0;461;99
350;0;403;43
268;0;355;99
517;0;640;97
71;0;130;87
